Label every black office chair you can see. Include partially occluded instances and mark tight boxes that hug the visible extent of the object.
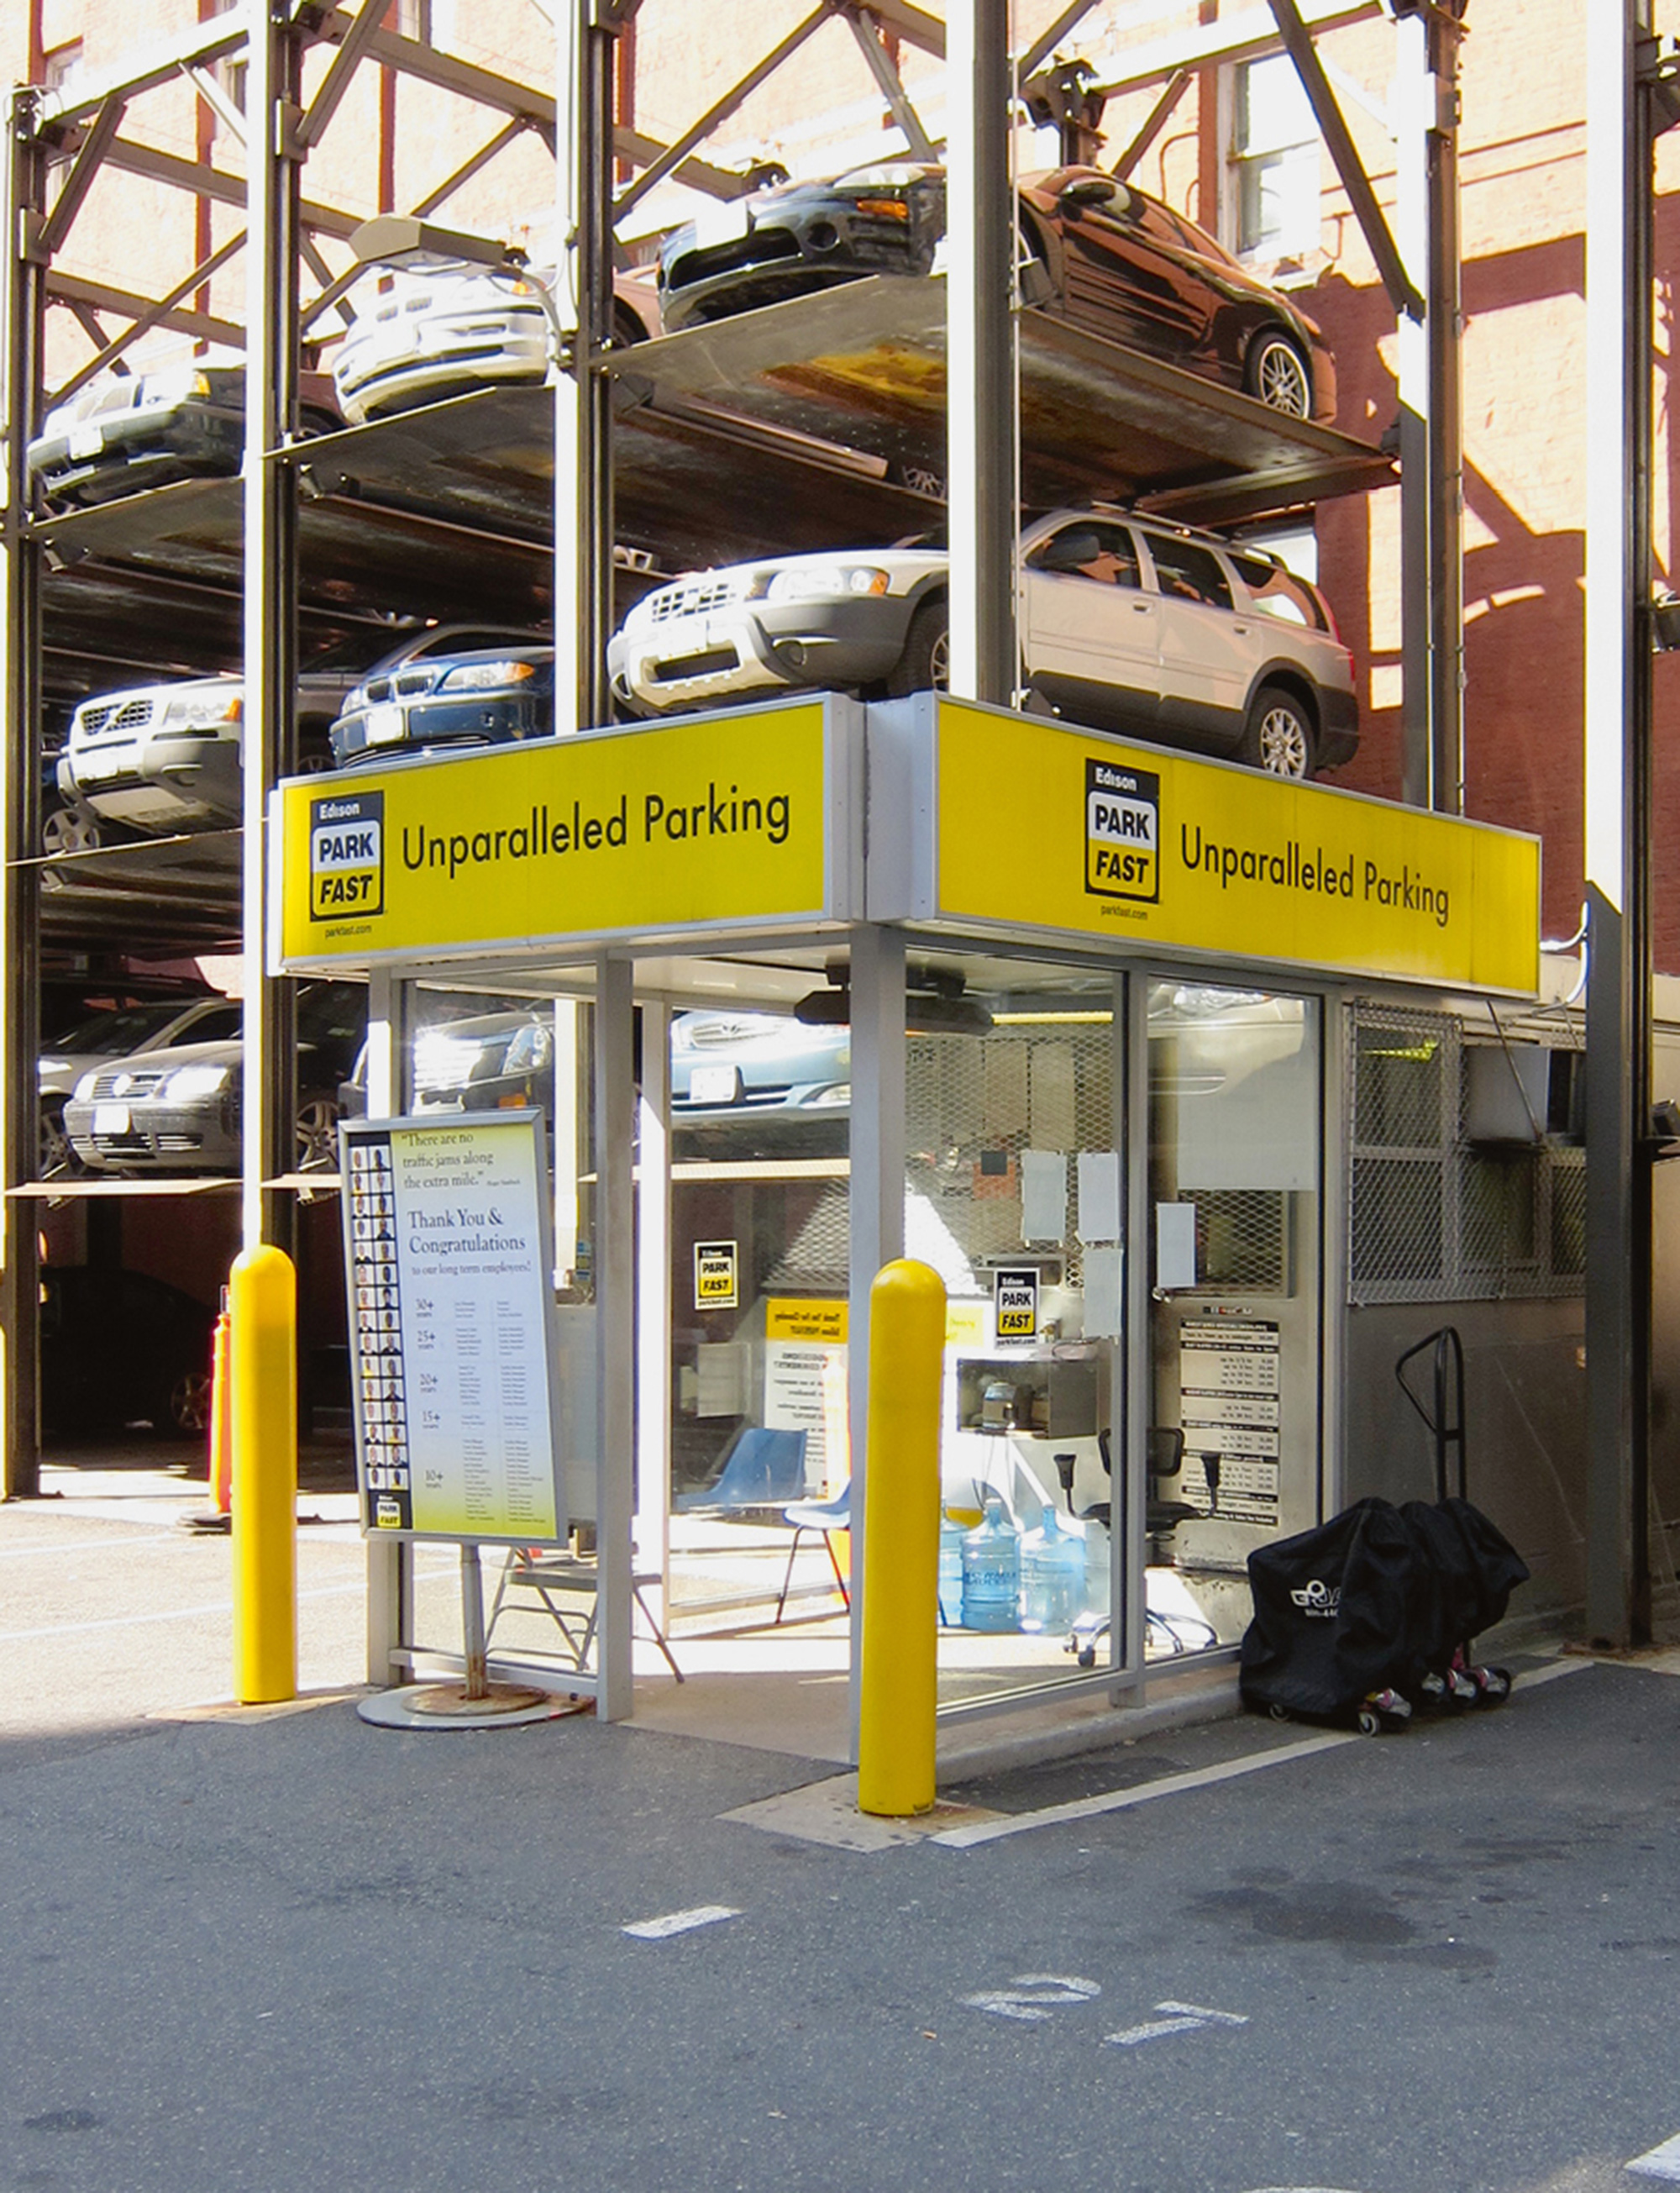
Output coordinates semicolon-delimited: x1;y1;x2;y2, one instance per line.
1063;1427;1218;1668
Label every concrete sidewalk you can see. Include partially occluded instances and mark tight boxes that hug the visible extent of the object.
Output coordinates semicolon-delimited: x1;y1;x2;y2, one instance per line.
8;1458;1667;2193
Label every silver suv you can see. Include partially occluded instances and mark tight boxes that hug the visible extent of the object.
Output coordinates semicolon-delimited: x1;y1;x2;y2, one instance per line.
608;509;1357;778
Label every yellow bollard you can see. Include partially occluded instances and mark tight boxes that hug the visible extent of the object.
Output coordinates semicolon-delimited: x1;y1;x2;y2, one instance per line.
207;1307;233;1517
857;1258;947;1817
230;1244;297;1704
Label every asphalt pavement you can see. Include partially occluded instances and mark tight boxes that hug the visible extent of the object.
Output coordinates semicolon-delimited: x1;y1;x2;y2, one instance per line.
4;1464;1680;2193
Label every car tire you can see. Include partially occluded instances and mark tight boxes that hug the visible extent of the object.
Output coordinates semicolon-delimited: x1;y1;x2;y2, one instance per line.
1246;330;1311;418
154;1364;213;1438
41;805;102;855
1240;684;1315;778
296;1093;343;1173
885;601;949;697
39;1102;80;1179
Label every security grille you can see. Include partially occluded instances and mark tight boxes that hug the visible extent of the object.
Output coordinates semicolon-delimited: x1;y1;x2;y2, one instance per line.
1188;1188;1289;1293
1347;1004;1585;1304
905;1023;1117;1291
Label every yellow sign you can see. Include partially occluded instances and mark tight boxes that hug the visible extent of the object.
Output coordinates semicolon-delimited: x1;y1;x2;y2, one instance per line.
935;701;1540;994
765;1297;849;1343
994;1266;1039;1339
694;1240;738;1309
276;702;842;968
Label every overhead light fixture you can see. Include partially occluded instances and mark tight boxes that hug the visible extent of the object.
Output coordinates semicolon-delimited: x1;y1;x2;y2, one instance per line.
793;959;994;1036
348;214;524;276
348;215;567;362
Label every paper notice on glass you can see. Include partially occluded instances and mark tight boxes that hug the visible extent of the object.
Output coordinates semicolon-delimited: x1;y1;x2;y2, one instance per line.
1083;1245;1123;1337
1020;1149;1067;1243
1155;1201;1198;1291
1076;1151;1121;1244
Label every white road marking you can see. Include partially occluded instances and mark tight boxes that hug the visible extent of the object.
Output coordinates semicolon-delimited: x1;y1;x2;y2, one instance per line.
1629;2133;1680;2179
1105;1999;1249;2048
958;1975;1100;2022
0;1575;412;1642
932;1733;1355;1849
622;1904;741;1940
0;1531;186;1559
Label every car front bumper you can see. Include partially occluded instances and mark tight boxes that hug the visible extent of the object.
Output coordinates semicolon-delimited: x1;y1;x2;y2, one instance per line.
610;596;916;713
330;693;553;766
60;733;244;831
29;407;244;508
335;317;550;423
63;1096;237;1173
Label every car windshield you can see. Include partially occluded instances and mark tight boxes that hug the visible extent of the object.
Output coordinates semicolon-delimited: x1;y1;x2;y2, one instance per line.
51;1002;204;1054
299;987;367;1044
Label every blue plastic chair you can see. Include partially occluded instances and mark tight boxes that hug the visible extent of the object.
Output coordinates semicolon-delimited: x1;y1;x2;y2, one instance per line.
679;1426;808;1512
774;1480;851;1622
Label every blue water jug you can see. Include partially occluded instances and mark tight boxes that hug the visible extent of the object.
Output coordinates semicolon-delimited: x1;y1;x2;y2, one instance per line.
961;1496;1021;1633
1021;1504;1087;1633
1082;1517;1111;1622
938;1518;967;1626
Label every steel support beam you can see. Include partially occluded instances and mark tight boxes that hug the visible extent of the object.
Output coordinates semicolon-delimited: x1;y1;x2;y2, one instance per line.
1583;2;1662;1647
555;2;619;730
1394;4;1464;815
0;92;45;1501
1109;71;1191;181
46;270;245;354
593;955;635;1722
37;96;126;256
612;8;831;221
946;0;1016;703
846;923;907;1759
49;234;247;408
838;4;937;161
242;0;301;1255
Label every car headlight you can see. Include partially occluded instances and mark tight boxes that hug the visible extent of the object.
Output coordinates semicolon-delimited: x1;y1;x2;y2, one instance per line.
71;1069;99;1102
163;692;243;731
505;1024;553;1072
141;366;213;408
438;660;538;692
764;566;890;603
808;1082;851;1107
165;1063;232;1100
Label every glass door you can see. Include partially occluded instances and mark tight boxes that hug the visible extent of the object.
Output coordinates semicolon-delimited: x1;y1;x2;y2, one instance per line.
1145;980;1322;1658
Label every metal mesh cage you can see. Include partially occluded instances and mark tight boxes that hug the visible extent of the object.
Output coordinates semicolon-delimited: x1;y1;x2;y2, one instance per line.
1347;1003;1585;1305
905;1023;1116;1289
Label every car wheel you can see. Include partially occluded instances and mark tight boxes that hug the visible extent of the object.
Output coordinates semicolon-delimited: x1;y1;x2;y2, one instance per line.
885;601;949;697
1247;330;1311;418
1241;685;1315;778
39;1101;78;1178
296;1093;342;1173
41;805;102;855
154;1365;213;1438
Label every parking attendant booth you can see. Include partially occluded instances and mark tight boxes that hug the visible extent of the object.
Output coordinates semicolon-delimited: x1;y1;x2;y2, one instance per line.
276;692;1538;1749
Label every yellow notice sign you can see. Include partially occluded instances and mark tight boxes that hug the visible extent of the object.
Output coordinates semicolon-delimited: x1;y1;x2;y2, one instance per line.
276;703;838;968
694;1240;738;1309
936;702;1540;994
765;1297;849;1343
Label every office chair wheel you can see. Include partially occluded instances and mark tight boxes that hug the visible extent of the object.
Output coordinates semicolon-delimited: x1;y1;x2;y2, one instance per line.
1268;1703;1291;1722
1077;1643;1096;1670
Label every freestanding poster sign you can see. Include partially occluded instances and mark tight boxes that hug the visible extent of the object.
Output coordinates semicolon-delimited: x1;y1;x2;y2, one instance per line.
340;1110;564;1546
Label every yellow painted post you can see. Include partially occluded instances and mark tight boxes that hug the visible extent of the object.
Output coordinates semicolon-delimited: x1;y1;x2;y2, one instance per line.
230;1244;297;1704
857;1258;947;1817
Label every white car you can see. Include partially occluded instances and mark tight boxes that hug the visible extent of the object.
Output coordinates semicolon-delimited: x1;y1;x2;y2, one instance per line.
332;264;659;425
607;510;1358;777
53;623;540;847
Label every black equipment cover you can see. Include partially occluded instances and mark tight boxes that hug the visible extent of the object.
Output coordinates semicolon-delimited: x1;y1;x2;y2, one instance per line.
1238;1495;1528;1720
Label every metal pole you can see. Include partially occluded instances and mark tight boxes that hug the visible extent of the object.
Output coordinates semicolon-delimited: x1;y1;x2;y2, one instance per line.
1395;4;1463;815
946;0;1016;703
555;1;621;732
0;91;44;1501
1583;0;1655;1647
243;0;301;1254
593;951;635;1719
846;922;906;1758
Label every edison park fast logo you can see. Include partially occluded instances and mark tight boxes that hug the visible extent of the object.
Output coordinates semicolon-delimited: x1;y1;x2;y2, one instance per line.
310;791;385;918
1084;759;1159;904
